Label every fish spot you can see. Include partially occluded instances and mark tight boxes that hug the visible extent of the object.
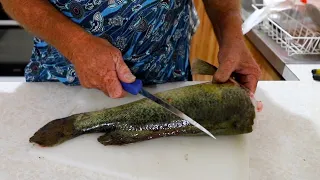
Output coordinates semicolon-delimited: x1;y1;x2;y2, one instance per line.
184;154;188;161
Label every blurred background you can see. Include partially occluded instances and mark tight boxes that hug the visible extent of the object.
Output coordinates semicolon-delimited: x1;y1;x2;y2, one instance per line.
0;3;33;77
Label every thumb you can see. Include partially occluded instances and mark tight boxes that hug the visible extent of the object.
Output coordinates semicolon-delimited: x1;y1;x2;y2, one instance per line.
213;60;237;83
114;56;136;83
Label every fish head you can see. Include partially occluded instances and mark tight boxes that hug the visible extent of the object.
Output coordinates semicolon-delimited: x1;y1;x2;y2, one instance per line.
213;84;256;135
190;82;256;135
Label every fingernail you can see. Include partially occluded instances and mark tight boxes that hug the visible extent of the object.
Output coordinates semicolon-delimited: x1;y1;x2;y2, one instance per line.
257;101;263;112
125;74;136;81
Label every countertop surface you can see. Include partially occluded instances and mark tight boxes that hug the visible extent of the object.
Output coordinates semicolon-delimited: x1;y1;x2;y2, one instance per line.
287;64;320;81
0;81;319;180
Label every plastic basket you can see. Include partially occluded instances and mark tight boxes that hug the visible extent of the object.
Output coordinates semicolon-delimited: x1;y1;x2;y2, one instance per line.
252;3;320;56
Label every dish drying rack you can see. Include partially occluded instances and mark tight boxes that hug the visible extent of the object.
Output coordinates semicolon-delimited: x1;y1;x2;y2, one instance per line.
252;3;320;56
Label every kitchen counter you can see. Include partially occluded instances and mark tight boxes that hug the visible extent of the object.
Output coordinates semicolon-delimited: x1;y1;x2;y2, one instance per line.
0;76;26;82
287;64;320;81
0;81;319;180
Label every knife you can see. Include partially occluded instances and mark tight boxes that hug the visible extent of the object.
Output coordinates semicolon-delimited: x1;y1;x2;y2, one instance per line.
120;79;216;139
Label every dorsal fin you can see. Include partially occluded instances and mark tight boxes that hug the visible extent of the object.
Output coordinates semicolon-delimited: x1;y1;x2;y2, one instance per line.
191;59;217;76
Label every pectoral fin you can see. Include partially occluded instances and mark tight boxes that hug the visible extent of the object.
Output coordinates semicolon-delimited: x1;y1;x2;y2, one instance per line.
97;130;154;146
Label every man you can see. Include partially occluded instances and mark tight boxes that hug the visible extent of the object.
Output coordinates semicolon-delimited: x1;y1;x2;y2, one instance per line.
1;0;261;98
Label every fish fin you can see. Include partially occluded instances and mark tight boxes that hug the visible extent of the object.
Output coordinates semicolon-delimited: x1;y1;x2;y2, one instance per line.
191;59;218;76
97;126;201;146
192;58;245;88
97;130;152;146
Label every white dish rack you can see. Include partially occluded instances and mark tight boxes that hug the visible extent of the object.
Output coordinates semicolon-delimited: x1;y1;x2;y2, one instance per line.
252;3;320;56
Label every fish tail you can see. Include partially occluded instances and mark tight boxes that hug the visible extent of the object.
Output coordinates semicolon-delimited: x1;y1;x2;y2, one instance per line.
29;115;81;147
191;58;239;86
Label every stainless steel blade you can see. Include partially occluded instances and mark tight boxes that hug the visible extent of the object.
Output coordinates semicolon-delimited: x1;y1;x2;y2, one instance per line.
139;88;216;139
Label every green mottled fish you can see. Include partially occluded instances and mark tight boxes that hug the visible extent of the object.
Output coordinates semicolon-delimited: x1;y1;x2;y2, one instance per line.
29;59;256;147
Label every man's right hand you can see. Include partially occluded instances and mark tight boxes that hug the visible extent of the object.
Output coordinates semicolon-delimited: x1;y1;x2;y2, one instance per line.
0;0;135;98
71;36;136;98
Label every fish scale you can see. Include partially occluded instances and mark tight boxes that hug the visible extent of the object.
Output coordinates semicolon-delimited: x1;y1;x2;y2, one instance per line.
29;59;256;147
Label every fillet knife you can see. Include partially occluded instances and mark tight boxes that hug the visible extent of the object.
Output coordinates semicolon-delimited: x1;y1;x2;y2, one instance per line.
120;80;216;139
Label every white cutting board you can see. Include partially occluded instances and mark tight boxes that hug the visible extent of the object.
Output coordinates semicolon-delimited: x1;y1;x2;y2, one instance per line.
26;81;250;180
29;134;249;180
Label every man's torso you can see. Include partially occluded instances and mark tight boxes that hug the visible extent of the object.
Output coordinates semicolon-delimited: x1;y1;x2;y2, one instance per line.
25;0;200;85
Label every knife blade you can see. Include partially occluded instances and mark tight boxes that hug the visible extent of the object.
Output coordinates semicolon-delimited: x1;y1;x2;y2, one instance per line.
120;79;216;139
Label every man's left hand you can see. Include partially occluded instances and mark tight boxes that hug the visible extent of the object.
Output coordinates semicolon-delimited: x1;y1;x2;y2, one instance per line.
213;40;261;93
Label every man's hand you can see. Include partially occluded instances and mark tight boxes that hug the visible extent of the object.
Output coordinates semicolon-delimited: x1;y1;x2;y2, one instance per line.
0;0;135;98
71;36;136;98
213;40;261;93
202;0;261;93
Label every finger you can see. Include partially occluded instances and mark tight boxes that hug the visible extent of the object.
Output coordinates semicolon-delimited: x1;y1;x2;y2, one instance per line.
213;59;238;83
97;85;127;98
79;80;91;88
238;74;259;93
101;70;126;98
113;54;136;83
90;79;109;96
78;74;93;89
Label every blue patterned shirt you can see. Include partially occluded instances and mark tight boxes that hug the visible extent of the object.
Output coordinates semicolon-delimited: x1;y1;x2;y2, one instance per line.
24;0;200;86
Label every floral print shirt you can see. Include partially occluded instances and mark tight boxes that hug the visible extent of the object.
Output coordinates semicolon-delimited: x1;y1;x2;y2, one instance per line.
24;0;200;85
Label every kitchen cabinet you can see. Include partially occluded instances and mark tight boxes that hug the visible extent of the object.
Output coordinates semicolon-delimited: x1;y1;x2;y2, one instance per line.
190;0;283;81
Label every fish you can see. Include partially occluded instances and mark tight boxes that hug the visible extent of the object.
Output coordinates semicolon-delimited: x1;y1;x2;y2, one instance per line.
29;59;257;147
